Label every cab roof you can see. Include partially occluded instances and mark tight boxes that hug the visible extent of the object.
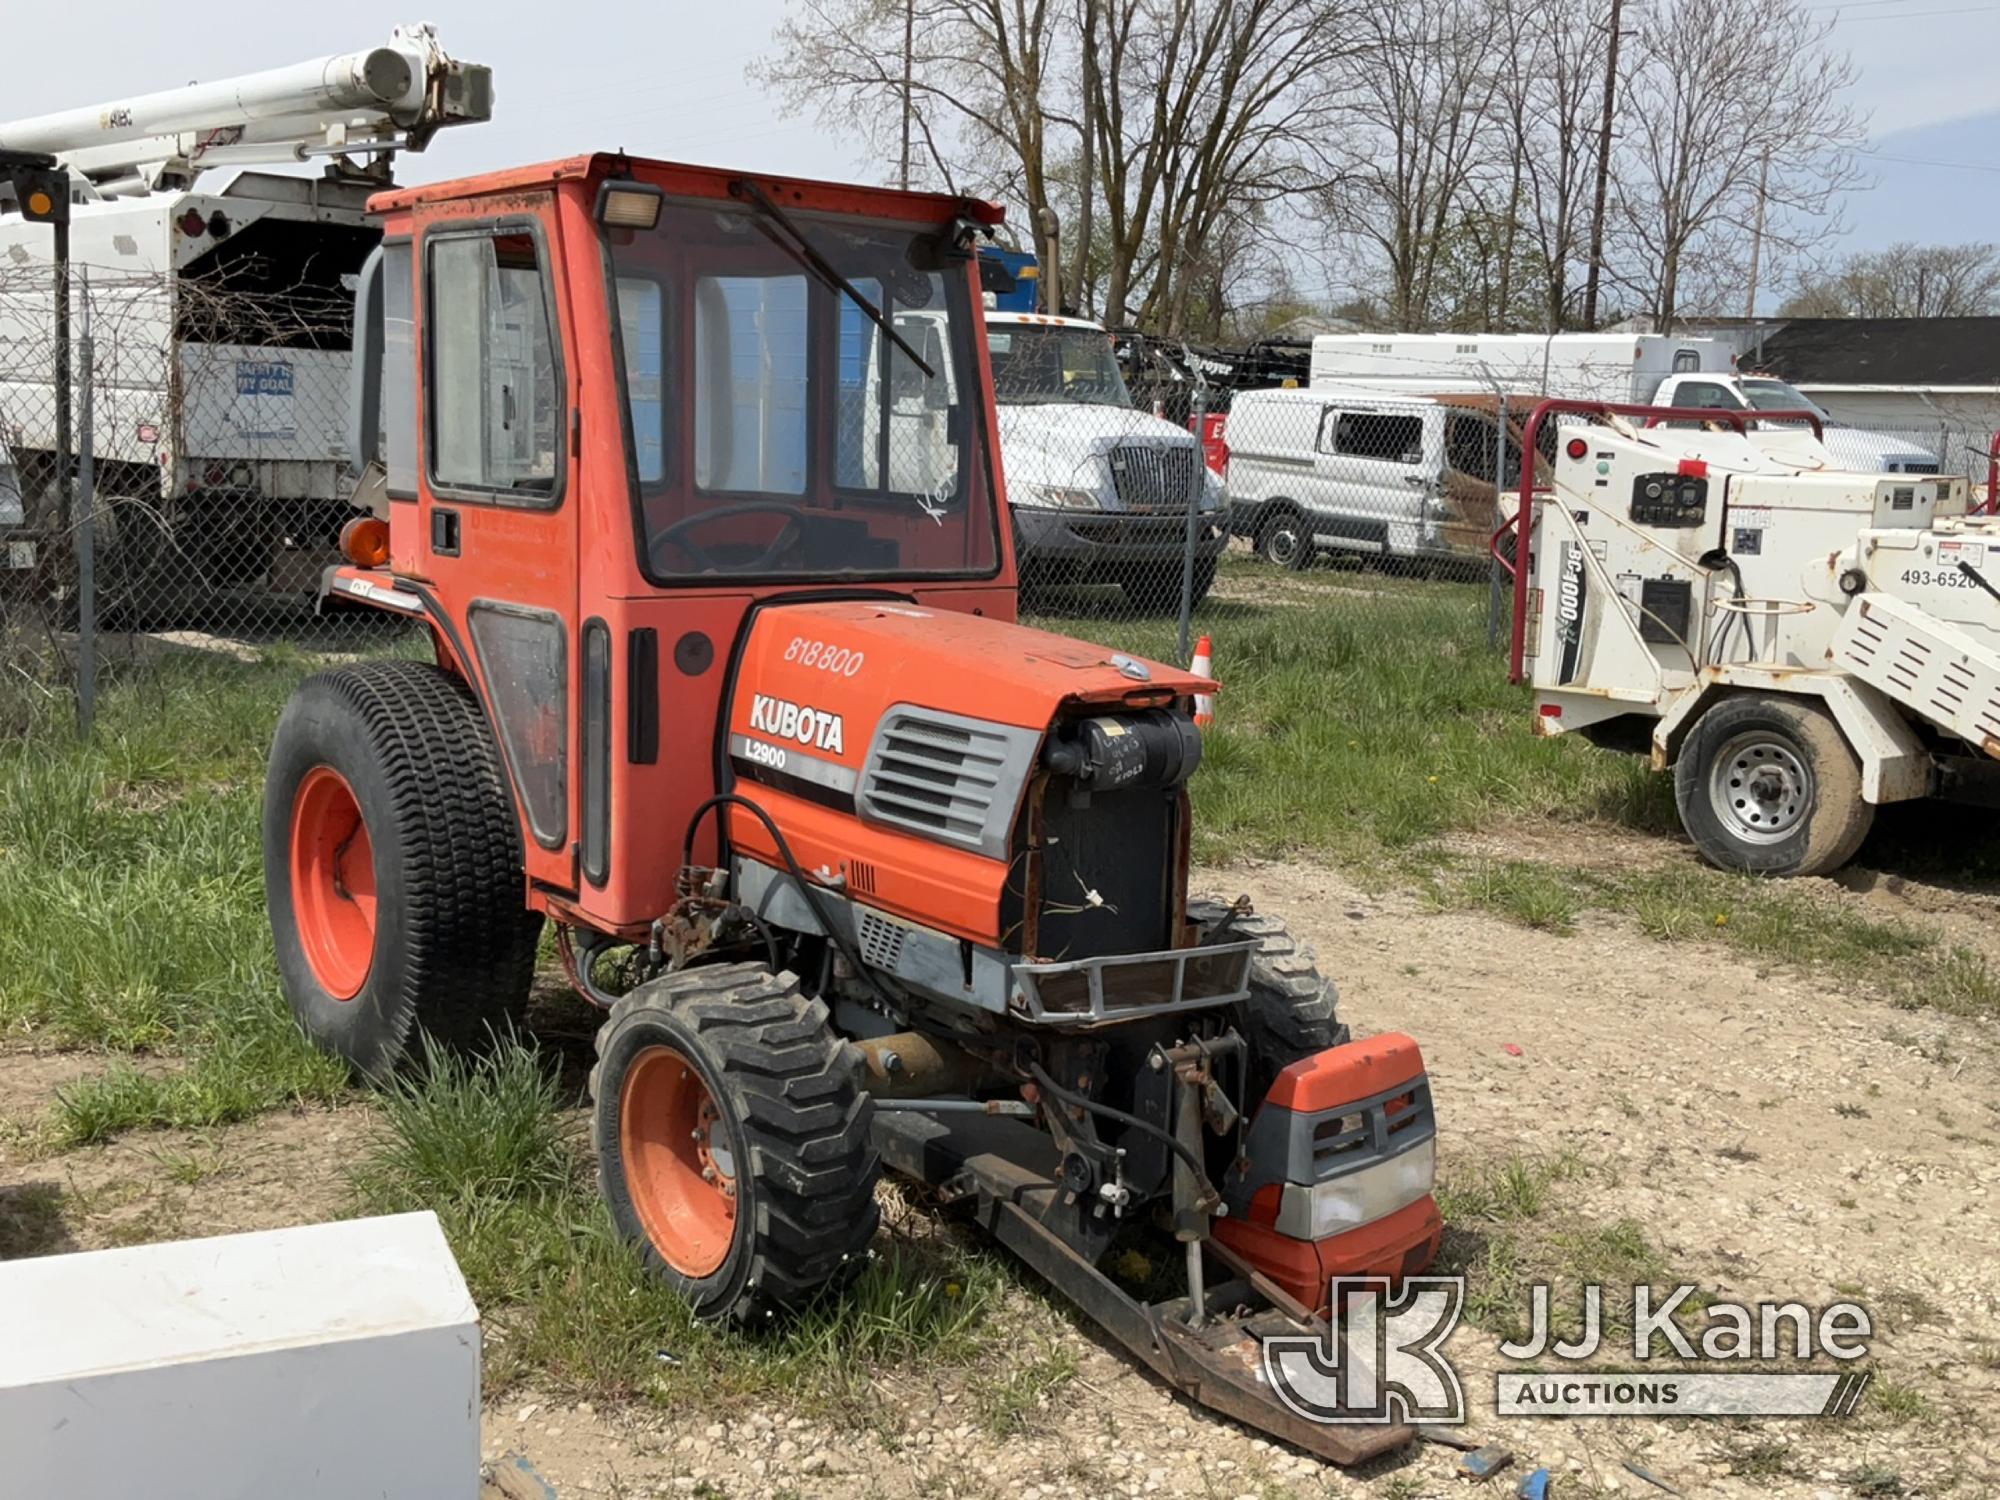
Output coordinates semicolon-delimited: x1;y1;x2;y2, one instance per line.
369;152;1003;227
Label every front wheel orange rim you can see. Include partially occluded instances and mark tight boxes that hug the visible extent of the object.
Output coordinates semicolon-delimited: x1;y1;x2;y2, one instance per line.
288;765;377;1000
620;1045;739;1278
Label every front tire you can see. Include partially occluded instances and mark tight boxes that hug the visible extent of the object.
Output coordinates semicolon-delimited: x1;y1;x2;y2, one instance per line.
1674;695;1873;877
263;661;542;1079
1257;504;1314;570
592;964;880;1322
1190;899;1349;1101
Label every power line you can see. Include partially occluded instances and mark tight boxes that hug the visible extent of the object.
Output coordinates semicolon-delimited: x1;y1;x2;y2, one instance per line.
1858;148;2000;175
1826;3;2000;18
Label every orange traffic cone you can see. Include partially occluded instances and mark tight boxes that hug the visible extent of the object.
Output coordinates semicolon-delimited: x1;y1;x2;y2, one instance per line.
1190;634;1215;728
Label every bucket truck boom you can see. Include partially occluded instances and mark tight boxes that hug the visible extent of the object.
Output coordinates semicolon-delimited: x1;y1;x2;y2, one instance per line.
0;24;492;617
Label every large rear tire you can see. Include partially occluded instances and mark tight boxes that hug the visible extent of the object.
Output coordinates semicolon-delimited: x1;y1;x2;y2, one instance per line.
263;661;542;1079
1674;695;1872;877
592;963;880;1323
1190;899;1349;1101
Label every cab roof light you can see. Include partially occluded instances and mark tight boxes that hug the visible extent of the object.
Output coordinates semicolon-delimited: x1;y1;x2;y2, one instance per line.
596;181;664;231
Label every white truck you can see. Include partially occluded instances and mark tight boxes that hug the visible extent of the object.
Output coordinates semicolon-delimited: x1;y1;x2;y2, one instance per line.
986;312;1225;612
1309;333;1940;478
1507;401;1994;876
0;24;491;613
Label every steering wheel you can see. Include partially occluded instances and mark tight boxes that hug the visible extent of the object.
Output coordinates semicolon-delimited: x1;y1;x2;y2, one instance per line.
652;502;810;573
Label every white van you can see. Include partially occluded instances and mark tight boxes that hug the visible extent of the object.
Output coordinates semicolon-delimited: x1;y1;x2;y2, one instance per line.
1223;385;1523;569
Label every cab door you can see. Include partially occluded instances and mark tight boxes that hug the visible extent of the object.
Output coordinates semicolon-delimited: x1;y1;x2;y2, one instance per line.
412;195;581;893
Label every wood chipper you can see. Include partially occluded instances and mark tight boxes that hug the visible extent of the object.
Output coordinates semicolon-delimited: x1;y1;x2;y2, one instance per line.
1497;399;2000;876
263;154;1442;1464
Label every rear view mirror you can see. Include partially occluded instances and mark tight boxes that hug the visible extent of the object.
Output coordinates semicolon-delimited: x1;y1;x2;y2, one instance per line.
979;257;1017;295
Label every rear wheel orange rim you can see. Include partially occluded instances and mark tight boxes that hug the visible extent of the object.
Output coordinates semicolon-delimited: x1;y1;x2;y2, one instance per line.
620;1045;738;1277
288;766;377;1000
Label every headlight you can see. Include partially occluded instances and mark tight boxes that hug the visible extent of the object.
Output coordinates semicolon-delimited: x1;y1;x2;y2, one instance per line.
1307;1137;1435;1238
1018;484;1103;511
1201;470;1224;512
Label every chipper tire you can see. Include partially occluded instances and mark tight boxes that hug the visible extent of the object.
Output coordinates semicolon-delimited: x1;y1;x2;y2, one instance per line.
263;661;543;1080
1190;898;1350;1099
592;963;880;1323
1674;695;1873;877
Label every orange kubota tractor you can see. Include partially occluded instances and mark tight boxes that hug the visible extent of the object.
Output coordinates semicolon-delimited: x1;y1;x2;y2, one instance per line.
265;154;1442;1464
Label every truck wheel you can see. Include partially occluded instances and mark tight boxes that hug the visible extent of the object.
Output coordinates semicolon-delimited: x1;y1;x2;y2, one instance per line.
264;661;542;1079
592;963;880;1322
1257;505;1313;570
1120;558;1216;615
1190;899;1349;1100
1674;696;1873;877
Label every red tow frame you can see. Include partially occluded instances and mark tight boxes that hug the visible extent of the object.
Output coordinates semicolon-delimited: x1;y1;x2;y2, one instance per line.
1490;399;1826;684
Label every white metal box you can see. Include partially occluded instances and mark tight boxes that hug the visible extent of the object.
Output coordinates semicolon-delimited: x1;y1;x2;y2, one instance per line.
0;1211;480;1500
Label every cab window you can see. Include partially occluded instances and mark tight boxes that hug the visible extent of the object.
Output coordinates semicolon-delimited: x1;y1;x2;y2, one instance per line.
1674;381;1739;411
605;197;998;583
428;229;562;499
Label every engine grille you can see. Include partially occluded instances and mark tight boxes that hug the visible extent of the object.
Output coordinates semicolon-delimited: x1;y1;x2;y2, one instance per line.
858;707;1038;859
1107;442;1199;511
856;908;907;969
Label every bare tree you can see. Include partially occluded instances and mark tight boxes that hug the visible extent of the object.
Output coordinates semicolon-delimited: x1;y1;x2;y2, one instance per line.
1325;0;1503;329
761;0;1353;333
1606;0;1863;328
757;0;1069;272
1501;0;1608;328
1079;0;1355;331
1780;242;2000;318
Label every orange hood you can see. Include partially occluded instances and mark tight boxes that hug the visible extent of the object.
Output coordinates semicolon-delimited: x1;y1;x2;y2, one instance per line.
722;599;1209;943
733;599;1212;746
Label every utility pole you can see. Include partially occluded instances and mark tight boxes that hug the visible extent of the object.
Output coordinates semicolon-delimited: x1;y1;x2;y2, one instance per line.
1744;149;1769;319
898;0;914;190
1582;0;1624;329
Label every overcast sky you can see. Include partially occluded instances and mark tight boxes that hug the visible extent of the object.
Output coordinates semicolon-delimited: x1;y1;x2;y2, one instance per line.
6;0;1997;252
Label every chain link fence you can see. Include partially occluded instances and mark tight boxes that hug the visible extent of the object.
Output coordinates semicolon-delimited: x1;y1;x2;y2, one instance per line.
2;262;410;727
6;251;1998;733
1008;330;2000;696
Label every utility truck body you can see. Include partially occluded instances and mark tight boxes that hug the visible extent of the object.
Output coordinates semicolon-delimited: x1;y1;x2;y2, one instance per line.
1310;334;1940;479
1506;400;1990;875
0;24;490;611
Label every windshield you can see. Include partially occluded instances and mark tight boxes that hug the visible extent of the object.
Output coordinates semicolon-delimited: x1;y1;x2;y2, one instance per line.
988;324;1133;408
605;197;1000;583
1739;378;1826;417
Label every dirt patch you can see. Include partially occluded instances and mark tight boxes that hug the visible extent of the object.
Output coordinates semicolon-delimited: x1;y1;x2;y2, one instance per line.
0;1048;106;1153
0;1074;370;1260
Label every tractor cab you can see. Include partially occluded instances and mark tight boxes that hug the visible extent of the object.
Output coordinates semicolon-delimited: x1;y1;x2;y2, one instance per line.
337;155;1017;934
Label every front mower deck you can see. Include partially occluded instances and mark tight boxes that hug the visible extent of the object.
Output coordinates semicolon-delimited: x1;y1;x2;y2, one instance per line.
872;1109;1415;1468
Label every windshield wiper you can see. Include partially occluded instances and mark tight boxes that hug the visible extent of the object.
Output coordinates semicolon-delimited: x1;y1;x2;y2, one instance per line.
727;178;934;379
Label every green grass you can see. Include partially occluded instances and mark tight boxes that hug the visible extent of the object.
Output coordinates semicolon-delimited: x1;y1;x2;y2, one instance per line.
1036;571;1667;866
0;652;350;1141
351;1036;1013;1409
1424;854;2000;1021
1705;1434;1802;1481
1435;1149;1688;1345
